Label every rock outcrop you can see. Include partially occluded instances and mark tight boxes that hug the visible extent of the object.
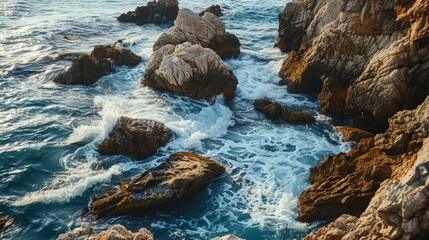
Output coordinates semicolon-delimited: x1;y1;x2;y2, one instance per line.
254;99;315;124
90;152;225;219
299;96;429;223
98;116;173;160
336;126;374;143
277;0;429;128
57;223;154;240
153;9;240;59
142;42;238;100
117;0;179;25
200;5;223;17
53;43;141;85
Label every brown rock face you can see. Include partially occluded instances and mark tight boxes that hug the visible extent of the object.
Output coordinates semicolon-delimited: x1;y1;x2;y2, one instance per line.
98;116;173;160
117;0;179;25
254;99;315;124
277;0;429;128
142;42;238;101
153;9;240;59
336;126;374;142
90;152;225;219
200;5;223;17
298;96;429;223
57;223;154;240
53;55;112;85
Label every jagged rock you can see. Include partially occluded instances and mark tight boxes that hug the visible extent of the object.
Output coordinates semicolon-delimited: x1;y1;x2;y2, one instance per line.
142;42;238;100
117;0;179;25
200;5;223;17
336;126;374;142
254;99;315;124
57;223;153;240
98;116;173;160
91;45;142;67
303;214;358;240
53;54;113;85
90;152;225;219
213;234;245;240
153;9;240;59
298;97;429;223
277;0;429;128
0;217;13;232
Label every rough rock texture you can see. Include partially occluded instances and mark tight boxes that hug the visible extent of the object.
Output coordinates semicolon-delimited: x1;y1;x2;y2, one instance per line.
0;217;13;232
117;0;179;25
153;9;240;59
90;152;225;219
200;5;223;17
91;45;142;67
53;54;112;85
254;99;315;124
213;235;244;240
336;126;374;142
142;42;238;100
98;116;172;160
303;214;358;240
299;96;429;223
57;223;154;240
277;0;429;128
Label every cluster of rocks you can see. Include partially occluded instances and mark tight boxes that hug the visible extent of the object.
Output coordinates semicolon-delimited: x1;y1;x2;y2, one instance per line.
117;0;179;25
53;42;141;85
276;0;429;130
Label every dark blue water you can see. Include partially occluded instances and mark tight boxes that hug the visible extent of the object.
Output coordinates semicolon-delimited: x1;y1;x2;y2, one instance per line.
0;1;349;239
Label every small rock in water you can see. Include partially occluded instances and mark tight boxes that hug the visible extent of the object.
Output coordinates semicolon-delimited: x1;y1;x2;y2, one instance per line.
200;5;223;17
254;99;315;124
0;217;13;232
117;0;179;25
98;116;173;160
213;234;245;240
57;223;153;240
90;152;225;219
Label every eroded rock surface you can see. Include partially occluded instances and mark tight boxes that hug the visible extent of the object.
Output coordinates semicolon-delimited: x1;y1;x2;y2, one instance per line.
254;99;315;124
90;152;225;219
153;9;240;59
277;0;429;128
142;42;238;100
117;0;179;25
299;96;429;222
57;223;154;240
98;116;173;160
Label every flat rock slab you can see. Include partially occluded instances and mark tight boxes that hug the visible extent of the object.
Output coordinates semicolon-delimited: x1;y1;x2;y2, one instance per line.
98;116;173;160
90;152;225;219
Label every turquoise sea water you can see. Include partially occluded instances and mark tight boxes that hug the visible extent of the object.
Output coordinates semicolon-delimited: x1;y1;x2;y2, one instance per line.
0;0;349;239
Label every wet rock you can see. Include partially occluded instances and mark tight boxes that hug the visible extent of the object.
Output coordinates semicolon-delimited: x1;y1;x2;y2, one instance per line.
298;96;429;223
90;152;225;219
254;99;315;124
277;0;429;128
57;223;153;240
142;42;238;101
213;234;244;240
98;116;173;160
200;5;223;17
303;214;358;240
336;126;374;142
0;217;13;232
153;8;240;59
55;52;86;61
52;54;113;85
117;0;179;25
91;45;142;67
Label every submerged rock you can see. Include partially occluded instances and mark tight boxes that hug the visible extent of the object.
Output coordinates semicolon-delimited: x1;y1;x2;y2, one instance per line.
153;8;240;59
336;126;374;142
277;0;429;128
253;99;315;124
57;223;153;240
142;42;238;101
0;217;13;232
53;54;112;85
298;96;429;223
200;5;223;17
98;116;173;160
117;0;179;25
90;152;225;219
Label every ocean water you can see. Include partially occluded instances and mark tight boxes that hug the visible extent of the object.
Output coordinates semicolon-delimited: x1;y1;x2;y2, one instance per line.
0;0;350;239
